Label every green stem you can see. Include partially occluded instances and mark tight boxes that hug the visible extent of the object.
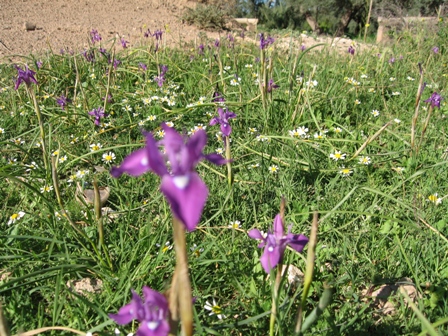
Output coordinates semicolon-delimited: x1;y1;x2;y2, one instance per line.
295;212;318;334
225;136;233;186
28;86;49;172
172;217;193;336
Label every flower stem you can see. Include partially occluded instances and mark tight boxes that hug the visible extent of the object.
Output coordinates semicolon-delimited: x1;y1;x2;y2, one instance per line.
416;105;433;156
225;136;233;186
171;217;193;336
295;212;318;334
28;86;49;172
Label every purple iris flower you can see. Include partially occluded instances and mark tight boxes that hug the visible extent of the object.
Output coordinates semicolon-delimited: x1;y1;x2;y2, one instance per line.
36;61;43;69
88;107;107;126
209;107;236;137
259;33;274;50
348;45;355;55
198;44;204;55
154;65;168;87
113;59;121;70
153;30;163;40
56;95;71;110
121;38;129;49
111;124;226;231
109;286;170;336
213;91;225;103
90;29;102;44
144;29;151;38
214;39;220;48
267;79;279;93
14;65;38;90
432;46;439;54
99;48;111;61
139;62;148;72
424;92;443;108
102;94;114;103
300;44;306;51
248;214;309;273
82;49;95;62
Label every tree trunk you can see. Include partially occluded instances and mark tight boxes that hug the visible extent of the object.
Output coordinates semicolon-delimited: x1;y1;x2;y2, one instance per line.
305;11;321;34
335;8;353;36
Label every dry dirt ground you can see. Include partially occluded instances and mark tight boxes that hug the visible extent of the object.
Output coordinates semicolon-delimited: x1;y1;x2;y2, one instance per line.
0;0;365;61
0;0;222;60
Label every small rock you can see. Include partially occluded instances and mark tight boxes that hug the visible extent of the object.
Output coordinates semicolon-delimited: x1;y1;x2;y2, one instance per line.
24;22;36;31
67;278;103;295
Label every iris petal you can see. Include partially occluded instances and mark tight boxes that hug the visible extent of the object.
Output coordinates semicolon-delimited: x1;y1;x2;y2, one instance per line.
160;173;208;231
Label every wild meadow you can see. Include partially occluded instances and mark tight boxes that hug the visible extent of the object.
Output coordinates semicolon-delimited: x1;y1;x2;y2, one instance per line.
0;22;448;336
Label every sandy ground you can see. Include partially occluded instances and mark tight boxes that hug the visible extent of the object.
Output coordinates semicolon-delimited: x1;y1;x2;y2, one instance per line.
0;0;365;62
0;0;223;60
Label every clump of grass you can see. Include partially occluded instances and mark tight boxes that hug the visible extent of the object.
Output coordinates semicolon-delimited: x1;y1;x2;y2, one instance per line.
182;4;229;30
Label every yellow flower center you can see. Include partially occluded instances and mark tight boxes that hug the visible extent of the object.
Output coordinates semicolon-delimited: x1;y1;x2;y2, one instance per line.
11;213;18;220
428;195;438;203
211;305;222;315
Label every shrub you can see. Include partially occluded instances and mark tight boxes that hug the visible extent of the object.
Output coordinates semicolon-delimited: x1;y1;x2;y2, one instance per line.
182;4;229;30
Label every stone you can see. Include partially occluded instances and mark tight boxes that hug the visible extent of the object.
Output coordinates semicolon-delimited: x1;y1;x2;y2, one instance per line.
23;22;36;31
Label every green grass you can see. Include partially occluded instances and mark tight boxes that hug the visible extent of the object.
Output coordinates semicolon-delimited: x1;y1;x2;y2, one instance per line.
0;22;448;335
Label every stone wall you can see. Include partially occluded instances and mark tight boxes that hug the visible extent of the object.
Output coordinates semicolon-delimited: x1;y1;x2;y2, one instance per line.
376;16;439;43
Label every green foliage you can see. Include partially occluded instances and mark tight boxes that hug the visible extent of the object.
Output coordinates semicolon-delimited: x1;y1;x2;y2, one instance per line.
182;4;229;30
1;22;448;335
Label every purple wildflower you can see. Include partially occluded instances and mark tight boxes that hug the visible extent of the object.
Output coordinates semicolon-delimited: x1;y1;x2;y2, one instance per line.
389;57;396;64
267;79;279;93
300;44;306;51
60;48;65;55
144;29;151;38
214;39;220;48
198;44;204;55
153;30;163;41
209;107;236;137
90;29;102;44
88;107;107;126
109;286;170;336
424;92;443;108
348;45;355;55
110;124;226;231
99;48;111;61
139;62;148;72
432;46;439;54
82;49;95;62
113;59;121;70
56;95;71;110
154;65;168;87
36;61;43;69
14;65;38;90
101;94;114;103
121;38;129;49
248;214;308;273
259;33;274;50
212;91;225;103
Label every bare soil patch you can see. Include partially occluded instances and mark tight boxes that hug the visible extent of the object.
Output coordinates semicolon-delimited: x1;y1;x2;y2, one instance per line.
0;0;370;61
0;0;221;60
